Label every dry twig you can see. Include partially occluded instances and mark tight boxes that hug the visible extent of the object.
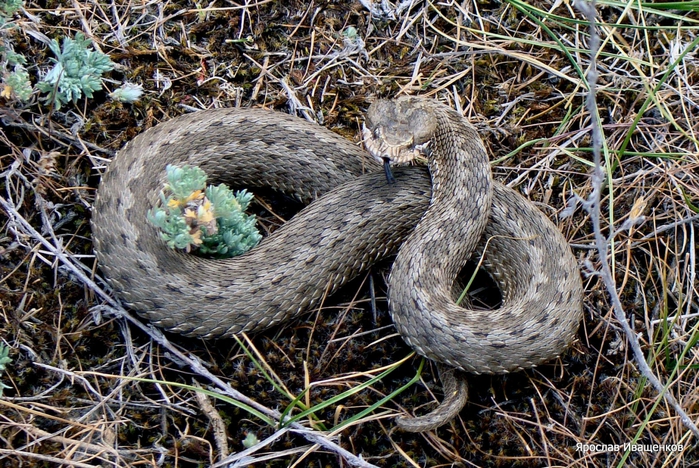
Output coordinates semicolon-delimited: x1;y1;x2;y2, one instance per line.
576;0;699;440
0;195;379;468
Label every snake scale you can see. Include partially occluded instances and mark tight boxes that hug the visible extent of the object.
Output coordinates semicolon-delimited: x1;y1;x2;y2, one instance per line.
92;97;583;432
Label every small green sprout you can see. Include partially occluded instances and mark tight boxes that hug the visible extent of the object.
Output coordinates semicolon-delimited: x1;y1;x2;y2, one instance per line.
0;343;11;397
0;0;22;15
3;47;25;66
0;0;32;102
2;66;31;100
147;165;262;258
242;432;259;448
0;0;23;28
109;82;143;103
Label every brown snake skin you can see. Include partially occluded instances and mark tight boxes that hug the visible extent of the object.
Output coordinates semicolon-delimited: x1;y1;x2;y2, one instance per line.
92;97;583;432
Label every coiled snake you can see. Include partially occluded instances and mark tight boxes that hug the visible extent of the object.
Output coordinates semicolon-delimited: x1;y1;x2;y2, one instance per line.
92;97;583;432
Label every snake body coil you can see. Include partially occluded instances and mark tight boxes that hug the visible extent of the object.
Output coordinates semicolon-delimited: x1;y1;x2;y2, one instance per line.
92;98;583;432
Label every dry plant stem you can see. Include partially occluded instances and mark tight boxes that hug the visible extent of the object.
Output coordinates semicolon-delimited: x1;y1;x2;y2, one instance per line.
212;427;292;467
576;0;699;439
192;381;229;459
0;196;380;468
20;425;142;460
0;449;99;468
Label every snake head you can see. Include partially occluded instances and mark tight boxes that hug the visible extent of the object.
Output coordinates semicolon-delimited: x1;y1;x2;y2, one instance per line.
363;97;437;166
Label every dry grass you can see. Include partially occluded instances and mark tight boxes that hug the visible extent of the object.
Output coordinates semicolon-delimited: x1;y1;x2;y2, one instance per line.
1;0;698;466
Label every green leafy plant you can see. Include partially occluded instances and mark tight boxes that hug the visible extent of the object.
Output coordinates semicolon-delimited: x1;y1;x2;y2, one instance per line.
3;66;30;100
36;32;114;109
148;165;262;258
0;0;22;29
109;82;143;103
0;344;11;397
242;432;259;448
0;0;32;102
2;5;131;107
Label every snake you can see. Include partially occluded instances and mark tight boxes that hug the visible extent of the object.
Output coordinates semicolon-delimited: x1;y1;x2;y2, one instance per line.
91;97;583;432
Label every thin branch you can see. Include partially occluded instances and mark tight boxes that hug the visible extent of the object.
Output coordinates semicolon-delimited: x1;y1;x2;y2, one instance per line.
0;195;379;468
576;0;699;439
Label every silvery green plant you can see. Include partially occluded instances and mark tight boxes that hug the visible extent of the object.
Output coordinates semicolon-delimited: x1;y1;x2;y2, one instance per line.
147;165;262;258
3;66;31;100
0;0;22;29
109;82;143;103
36;32;114;109
0;0;32;102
